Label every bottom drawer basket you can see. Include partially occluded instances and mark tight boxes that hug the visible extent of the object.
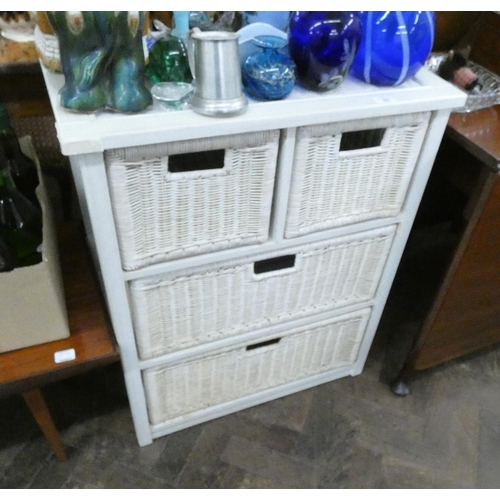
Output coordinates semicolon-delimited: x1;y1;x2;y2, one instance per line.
143;308;371;426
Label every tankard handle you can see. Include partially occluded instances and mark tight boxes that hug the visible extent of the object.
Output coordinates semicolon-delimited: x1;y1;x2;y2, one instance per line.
187;27;201;81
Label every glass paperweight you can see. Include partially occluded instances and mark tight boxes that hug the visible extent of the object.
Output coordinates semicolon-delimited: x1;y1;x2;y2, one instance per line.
242;35;296;101
146;33;193;85
151;82;194;109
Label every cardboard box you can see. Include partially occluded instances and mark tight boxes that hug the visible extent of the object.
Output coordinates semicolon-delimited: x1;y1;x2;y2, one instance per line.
0;136;70;353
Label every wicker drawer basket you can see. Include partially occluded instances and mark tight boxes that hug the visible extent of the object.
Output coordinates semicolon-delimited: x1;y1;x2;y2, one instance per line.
285;112;430;238
105;130;279;270
143;308;371;425
130;225;396;359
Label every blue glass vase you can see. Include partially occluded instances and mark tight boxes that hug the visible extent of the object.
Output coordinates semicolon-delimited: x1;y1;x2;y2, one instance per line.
242;35;296;101
351;11;435;86
288;12;362;92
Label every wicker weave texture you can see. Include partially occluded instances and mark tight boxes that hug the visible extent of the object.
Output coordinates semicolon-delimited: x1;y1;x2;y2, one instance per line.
130;225;395;359
106;131;279;270
12;115;67;168
143;308;371;425
34;25;61;72
285;112;431;238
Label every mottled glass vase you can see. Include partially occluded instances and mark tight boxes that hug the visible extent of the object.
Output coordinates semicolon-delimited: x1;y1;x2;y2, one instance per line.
288;12;362;92
47;11;152;113
242;35;296;101
351;11;435;86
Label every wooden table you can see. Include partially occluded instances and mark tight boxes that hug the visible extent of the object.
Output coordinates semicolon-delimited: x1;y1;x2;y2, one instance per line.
393;105;500;395
0;35;39;72
0;223;120;460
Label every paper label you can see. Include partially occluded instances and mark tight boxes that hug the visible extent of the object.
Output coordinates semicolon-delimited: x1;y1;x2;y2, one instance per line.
373;96;397;104
54;348;76;363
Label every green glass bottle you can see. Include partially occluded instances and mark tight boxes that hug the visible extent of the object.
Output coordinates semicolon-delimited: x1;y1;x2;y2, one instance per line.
0;160;43;268
0;104;40;208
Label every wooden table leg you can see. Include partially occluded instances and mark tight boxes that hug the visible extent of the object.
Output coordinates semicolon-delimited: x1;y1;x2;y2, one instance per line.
22;388;68;462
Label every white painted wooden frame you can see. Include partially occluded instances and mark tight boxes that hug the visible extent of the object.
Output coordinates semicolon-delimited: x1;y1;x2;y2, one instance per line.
42;64;466;446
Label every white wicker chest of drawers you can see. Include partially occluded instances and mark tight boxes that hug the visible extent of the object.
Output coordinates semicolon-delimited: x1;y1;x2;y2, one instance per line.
41;65;466;446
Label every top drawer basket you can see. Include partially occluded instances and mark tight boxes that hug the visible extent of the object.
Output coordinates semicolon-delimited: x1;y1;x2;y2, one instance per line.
105;131;280;270
285;112;430;238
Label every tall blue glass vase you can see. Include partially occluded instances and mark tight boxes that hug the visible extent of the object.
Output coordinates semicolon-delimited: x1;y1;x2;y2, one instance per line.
288;12;362;92
351;11;435;86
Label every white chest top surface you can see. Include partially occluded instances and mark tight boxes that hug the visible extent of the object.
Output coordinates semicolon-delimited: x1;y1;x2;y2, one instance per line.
41;65;466;156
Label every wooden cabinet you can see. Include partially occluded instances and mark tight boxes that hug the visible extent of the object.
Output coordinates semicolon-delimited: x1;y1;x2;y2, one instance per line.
393;105;500;394
41;65;464;446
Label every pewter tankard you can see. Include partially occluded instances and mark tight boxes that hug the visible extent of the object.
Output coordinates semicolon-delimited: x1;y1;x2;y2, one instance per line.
188;28;248;116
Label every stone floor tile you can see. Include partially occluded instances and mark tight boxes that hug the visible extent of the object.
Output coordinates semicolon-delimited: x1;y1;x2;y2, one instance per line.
28;446;80;489
239;388;315;432
221;435;317;488
477;408;500;488
347;445;387;489
293;393;357;463
211;464;247;488
238;473;289;489
151;425;204;484
174;420;233;488
238;473;287;490
229;413;299;454
381;455;471;489
62;456;172;489
448;403;480;487
62;415;168;475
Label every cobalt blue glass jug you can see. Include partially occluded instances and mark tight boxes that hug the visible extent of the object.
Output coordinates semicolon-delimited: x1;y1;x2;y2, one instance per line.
288;12;362;92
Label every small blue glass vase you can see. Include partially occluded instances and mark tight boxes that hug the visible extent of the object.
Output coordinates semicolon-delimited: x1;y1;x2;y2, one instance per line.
288;12;362;92
351;11;435;86
242;35;296;101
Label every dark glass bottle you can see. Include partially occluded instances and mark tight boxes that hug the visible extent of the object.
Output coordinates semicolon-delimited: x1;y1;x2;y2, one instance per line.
437;50;482;93
0;235;19;272
0;105;40;208
0;163;43;268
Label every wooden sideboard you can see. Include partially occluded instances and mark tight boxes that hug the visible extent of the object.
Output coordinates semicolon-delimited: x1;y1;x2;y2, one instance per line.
392;105;500;394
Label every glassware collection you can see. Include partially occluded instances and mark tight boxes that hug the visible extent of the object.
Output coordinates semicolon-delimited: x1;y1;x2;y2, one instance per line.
36;11;436;116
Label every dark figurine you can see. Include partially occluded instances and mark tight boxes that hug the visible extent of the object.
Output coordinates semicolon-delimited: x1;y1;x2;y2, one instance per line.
111;12;153;112
47;11;152;113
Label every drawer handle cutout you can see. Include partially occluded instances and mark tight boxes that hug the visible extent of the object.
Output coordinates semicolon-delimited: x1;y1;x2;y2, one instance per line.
254;254;296;274
339;128;385;151
246;337;281;351
168;149;225;172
